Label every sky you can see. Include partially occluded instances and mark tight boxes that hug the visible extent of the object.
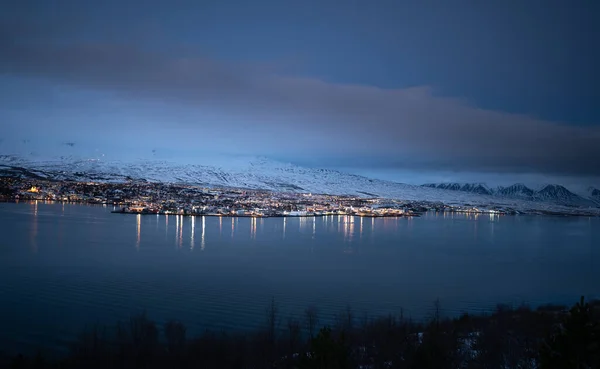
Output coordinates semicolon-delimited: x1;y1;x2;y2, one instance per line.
1;0;599;186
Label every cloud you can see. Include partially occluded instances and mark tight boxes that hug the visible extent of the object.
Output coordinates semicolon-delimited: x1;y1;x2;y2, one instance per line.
1;25;599;177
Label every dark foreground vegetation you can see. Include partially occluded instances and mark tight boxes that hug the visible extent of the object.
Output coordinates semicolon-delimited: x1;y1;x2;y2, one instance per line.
2;298;599;369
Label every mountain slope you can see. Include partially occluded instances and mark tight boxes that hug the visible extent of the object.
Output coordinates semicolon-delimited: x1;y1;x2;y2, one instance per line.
459;183;493;195
496;183;535;199
535;184;579;203
424;183;493;195
1;155;599;214
588;187;600;201
423;183;462;191
422;181;597;207
0;155;483;203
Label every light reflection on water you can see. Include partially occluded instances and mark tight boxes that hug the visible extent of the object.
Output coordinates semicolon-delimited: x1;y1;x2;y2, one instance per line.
136;214;141;250
201;216;205;251
190;216;195;250
30;201;38;253
0;202;599;354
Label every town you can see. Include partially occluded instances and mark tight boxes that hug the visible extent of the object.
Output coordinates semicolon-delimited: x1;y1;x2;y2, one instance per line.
0;176;516;217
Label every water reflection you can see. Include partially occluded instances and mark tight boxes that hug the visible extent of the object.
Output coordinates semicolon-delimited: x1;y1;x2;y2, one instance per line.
136;214;141;250
175;215;180;247
371;217;375;237
342;216;355;253
231;217;235;239
190;216;195;250
31;201;38;253
360;216;363;239
219;216;222;237
179;216;184;249
251;217;257;240
343;216;354;242
312;217;316;239
165;215;169;238
201;216;206;251
283;217;286;239
299;216;306;232
4;204;600;344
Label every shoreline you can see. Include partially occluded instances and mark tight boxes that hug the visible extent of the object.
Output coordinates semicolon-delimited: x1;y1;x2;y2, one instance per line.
2;297;598;367
2;198;599;217
110;209;421;218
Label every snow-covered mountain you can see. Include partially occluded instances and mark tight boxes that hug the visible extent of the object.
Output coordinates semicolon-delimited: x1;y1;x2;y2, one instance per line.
535;184;580;203
423;183;493;196
423;183;462;192
0;154;485;203
422;182;598;207
496;183;535;199
588;187;600;201
1;154;599;214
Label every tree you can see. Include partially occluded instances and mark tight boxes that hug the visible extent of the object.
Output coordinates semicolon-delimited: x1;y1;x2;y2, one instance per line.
164;320;186;356
305;306;320;339
301;327;351;369
540;296;600;369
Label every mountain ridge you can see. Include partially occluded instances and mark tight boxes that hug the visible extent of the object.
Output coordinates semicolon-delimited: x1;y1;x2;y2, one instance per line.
1;154;599;214
423;182;598;207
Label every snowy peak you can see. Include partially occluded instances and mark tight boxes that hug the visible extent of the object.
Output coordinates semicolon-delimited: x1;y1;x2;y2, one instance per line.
459;183;493;195
535;184;579;202
423;183;462;191
587;187;600;200
423;183;492;195
422;182;596;207
496;183;535;199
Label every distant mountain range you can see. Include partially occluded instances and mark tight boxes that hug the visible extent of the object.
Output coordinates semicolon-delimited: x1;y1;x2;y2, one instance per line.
422;183;599;207
591;188;600;201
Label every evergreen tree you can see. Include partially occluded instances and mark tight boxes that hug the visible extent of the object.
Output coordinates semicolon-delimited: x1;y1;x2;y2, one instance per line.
540;296;600;369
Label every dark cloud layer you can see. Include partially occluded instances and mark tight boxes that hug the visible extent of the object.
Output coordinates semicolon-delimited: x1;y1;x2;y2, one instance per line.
1;24;599;177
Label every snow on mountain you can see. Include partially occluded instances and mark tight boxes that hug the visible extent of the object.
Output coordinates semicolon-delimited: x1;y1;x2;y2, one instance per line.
530;184;597;207
0;154;480;203
496;183;535;199
587;187;600;201
423;183;462;191
459;183;494;196
422;181;598;208
423;183;493;195
534;184;579;202
1;154;599;214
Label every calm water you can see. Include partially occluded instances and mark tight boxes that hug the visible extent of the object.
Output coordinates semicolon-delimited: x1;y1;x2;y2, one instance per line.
1;202;599;352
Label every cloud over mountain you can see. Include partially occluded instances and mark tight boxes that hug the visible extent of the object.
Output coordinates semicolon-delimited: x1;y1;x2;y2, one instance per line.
1;20;599;178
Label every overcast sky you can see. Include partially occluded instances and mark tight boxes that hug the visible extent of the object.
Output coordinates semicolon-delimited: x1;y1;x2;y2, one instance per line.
1;0;599;186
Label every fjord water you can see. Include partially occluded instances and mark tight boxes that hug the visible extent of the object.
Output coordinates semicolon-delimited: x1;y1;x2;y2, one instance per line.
1;202;598;352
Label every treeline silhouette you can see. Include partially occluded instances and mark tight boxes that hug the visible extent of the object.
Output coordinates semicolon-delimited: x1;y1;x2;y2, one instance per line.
2;297;599;369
